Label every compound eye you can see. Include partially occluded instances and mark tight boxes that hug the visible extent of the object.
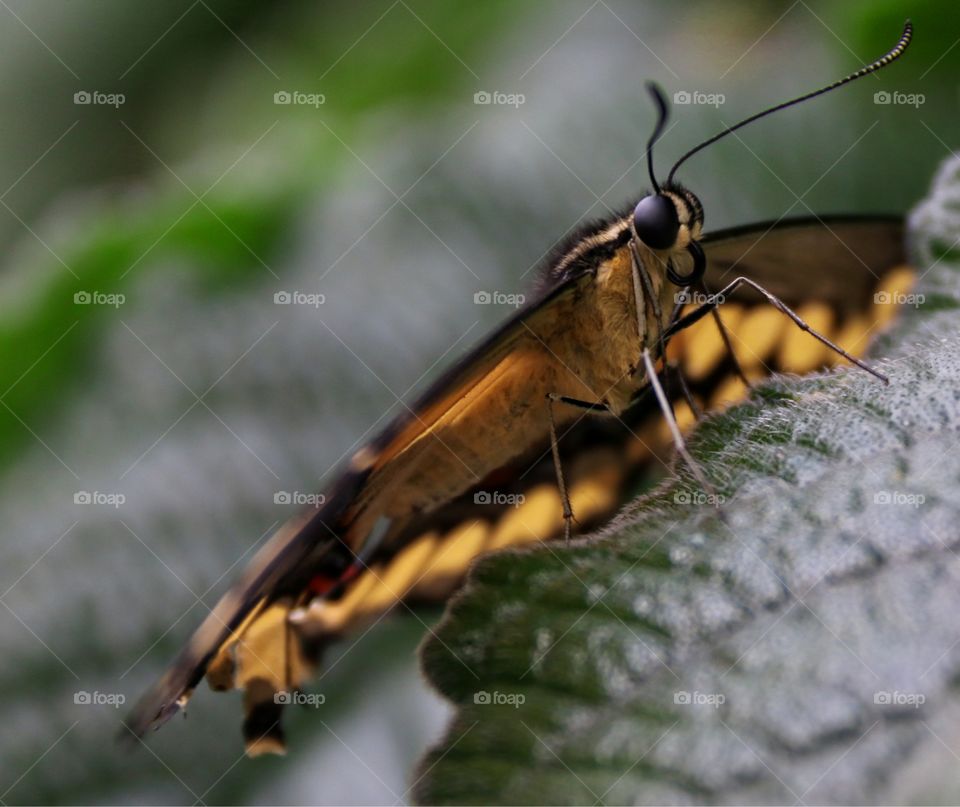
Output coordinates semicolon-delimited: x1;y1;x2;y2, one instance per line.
632;194;680;250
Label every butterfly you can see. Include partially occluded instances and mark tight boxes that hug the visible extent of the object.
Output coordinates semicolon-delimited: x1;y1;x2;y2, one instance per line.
125;21;914;755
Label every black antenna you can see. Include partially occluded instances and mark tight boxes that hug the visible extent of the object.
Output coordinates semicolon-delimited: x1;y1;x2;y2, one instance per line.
667;20;912;185
645;82;670;193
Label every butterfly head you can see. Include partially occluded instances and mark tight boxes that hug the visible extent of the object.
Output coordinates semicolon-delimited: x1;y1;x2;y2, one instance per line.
637;19;911;287
631;186;705;286
639;82;706;287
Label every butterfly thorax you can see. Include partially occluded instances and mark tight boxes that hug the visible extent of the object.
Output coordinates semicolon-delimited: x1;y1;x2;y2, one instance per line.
549;192;703;417
572;241;678;414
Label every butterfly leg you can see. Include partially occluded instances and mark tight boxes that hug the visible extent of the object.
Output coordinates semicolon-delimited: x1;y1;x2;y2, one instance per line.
671;360;703;420
628;246;699;420
640;348;721;507
661;295;704;421
699;278;751;390
665;277;888;383
545;393;609;541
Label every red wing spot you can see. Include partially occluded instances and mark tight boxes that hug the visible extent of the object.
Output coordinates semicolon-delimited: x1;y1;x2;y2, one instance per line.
308;574;338;595
308;562;363;596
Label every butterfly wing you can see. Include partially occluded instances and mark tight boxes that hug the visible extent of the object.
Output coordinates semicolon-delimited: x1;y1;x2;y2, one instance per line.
127;215;908;752
702;215;905;307
671;215;908;386
124;272;594;746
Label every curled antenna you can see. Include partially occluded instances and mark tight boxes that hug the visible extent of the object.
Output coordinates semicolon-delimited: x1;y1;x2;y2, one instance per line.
667;20;912;185
645;82;670;193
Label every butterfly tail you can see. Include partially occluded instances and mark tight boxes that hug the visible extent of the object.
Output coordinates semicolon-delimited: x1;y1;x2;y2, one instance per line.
122;464;371;749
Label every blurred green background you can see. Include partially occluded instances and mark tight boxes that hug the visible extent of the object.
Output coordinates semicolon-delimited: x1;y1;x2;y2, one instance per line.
0;1;954;803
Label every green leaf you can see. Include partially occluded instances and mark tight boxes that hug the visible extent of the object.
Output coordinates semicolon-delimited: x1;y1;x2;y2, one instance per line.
416;158;960;805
